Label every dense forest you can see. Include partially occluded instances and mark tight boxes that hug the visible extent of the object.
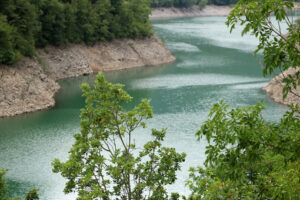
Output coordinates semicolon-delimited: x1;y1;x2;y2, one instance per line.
150;0;239;8
0;0;241;65
0;0;152;65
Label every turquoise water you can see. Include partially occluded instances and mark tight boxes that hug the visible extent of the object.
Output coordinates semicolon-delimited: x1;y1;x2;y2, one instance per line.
0;16;288;199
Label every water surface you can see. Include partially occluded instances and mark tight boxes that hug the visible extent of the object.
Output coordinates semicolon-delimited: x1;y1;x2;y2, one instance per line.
0;16;288;199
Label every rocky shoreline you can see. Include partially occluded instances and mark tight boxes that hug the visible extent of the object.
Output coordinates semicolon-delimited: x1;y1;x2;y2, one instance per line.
263;68;300;106
150;5;233;20
150;3;300;20
0;36;175;117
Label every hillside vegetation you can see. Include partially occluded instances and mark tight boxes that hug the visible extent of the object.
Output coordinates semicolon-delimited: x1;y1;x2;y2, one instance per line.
0;0;152;65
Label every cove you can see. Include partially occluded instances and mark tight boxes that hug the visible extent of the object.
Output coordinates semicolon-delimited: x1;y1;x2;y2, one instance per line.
0;16;288;199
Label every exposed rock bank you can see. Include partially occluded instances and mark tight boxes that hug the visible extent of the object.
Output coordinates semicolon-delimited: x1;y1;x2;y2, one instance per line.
0;59;60;117
263;68;300;106
150;5;233;20
0;36;175;117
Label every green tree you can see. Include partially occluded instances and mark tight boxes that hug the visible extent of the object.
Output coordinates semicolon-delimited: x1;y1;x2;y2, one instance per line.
71;0;98;44
93;0;112;41
227;0;300;99
187;102;300;199
0;15;18;64
52;73;186;200
198;0;208;10
0;0;153;65
63;3;80;43
0;169;39;200
186;0;300;199
119;0;153;38
25;189;39;200
37;0;66;46
2;0;39;57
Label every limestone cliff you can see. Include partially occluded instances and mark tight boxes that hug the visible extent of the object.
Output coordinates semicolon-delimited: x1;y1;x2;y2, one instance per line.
0;36;175;117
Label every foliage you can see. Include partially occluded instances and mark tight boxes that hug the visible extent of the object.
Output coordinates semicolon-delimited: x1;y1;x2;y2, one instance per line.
187;101;300;199
297;18;300;26
0;0;153;65
227;0;300;99
0;169;39;200
24;189;39;200
0;15;18;65
37;0;66;46
52;73;186;200
187;0;300;199
198;0;208;10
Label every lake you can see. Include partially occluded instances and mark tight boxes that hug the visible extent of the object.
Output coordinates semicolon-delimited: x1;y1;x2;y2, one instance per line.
0;16;288;199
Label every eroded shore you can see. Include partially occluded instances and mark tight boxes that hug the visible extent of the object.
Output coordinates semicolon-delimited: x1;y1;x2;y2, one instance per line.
263;68;300;106
0;36;175;117
150;5;233;20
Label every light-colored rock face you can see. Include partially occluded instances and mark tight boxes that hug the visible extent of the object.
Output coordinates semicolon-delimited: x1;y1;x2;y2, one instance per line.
263;68;300;106
38;45;92;80
89;36;175;71
150;5;233;20
37;36;175;76
0;59;60;117
0;36;175;117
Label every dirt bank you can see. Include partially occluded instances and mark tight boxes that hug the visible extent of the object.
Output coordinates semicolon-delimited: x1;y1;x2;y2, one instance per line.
0;36;175;117
263;68;300;106
150;5;233;20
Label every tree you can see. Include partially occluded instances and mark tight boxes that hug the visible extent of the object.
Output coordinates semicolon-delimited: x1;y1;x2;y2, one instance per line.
119;0;153;38
187;102;300;199
93;0;112;41
198;0;208;10
25;189;39;200
2;0;39;57
37;0;66;46
0;15;18;64
186;0;300;199
0;169;39;200
0;0;154;65
52;73;186;200
227;0;300;99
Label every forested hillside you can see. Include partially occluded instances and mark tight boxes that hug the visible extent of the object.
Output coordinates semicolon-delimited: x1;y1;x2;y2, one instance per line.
0;0;152;65
150;0;239;8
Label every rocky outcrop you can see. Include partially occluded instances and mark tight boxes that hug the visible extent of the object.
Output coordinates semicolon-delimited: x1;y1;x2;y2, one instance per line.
263;68;300;106
0;59;60;117
0;36;175;117
87;36;175;72
150;5;233;20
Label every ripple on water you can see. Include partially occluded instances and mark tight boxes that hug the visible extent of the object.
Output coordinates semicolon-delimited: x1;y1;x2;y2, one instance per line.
229;82;268;90
175;55;230;69
130;74;265;89
166;42;201;52
154;17;259;52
